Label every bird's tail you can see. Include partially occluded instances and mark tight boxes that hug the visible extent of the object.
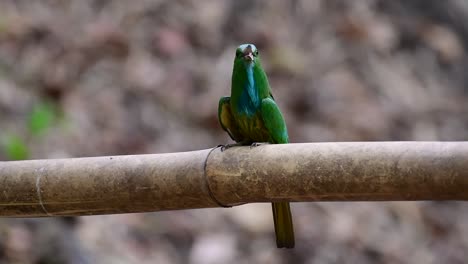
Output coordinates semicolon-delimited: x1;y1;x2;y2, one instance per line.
271;202;295;248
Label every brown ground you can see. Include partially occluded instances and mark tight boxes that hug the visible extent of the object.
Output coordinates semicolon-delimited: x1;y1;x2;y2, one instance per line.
1;0;468;263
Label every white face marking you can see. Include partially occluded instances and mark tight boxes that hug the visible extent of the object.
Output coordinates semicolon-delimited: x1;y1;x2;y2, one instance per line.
238;44;257;53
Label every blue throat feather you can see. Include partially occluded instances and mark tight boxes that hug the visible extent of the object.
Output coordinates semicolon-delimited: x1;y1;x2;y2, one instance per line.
238;62;259;116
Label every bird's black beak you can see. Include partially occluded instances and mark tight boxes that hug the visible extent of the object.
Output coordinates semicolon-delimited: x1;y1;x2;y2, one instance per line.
243;45;254;61
243;52;254;61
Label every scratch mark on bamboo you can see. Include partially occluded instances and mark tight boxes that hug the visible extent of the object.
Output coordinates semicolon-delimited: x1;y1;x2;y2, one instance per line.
35;167;52;216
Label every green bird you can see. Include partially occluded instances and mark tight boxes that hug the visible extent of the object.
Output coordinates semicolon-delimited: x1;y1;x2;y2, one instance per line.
218;44;295;248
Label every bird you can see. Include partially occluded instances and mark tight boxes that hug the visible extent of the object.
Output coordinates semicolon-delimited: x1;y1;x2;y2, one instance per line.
218;43;295;248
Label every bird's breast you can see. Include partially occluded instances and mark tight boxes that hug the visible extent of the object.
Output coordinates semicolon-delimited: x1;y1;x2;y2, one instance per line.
238;115;269;142
236;86;259;116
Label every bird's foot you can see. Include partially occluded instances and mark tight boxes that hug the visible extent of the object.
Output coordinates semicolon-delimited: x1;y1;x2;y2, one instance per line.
250;142;270;149
218;143;243;152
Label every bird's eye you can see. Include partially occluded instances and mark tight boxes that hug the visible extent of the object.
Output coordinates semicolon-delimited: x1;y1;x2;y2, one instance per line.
236;50;243;58
254;50;259;57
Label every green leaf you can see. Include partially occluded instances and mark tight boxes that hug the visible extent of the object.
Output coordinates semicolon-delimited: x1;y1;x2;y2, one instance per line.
3;135;29;160
28;102;57;136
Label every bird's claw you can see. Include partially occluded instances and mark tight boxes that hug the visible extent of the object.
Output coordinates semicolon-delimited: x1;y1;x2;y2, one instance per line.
217;144;227;152
250;142;269;148
217;144;236;152
218;142;269;151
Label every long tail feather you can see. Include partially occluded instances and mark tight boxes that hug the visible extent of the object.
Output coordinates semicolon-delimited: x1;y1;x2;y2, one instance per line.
272;202;295;248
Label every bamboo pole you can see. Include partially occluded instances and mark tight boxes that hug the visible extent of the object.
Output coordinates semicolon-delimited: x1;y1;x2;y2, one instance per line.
0;142;467;217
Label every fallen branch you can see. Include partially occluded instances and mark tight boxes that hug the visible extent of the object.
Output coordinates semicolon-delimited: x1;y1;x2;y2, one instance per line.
0;142;467;217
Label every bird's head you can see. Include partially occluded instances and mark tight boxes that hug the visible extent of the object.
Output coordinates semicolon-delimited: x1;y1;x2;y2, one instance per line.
235;44;259;65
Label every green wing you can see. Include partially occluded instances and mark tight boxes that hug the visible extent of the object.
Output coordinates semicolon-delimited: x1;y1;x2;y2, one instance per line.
261;97;294;248
260;97;289;144
218;96;243;142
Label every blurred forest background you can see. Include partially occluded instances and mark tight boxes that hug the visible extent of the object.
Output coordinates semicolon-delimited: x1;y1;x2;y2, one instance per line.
1;0;468;263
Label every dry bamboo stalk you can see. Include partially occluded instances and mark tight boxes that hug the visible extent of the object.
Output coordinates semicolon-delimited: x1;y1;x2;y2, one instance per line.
0;142;467;217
